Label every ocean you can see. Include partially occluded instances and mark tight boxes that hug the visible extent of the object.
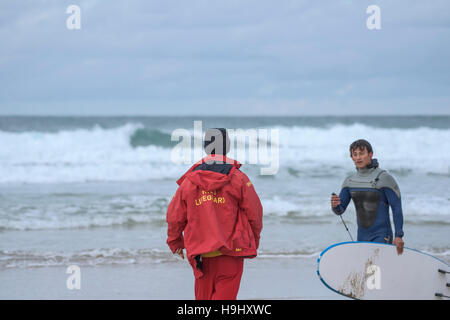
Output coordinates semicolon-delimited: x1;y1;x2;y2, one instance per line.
0;115;449;299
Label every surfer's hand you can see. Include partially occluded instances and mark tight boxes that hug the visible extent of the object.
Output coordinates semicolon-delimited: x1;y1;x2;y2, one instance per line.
331;194;340;208
174;248;184;259
393;237;404;255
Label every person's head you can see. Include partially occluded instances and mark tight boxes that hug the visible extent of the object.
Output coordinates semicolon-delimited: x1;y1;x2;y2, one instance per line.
349;139;373;169
204;128;230;156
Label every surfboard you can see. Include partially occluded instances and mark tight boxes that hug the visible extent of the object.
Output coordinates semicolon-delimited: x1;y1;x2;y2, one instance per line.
317;241;450;300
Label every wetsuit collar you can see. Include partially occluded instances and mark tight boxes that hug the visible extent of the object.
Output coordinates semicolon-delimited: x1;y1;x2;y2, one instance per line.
356;158;379;175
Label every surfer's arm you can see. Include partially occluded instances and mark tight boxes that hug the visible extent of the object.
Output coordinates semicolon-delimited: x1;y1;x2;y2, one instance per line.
332;187;351;215
379;172;404;238
166;187;188;253
384;188;404;238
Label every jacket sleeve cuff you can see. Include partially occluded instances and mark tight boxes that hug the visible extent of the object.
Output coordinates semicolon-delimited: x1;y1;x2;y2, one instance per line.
167;239;184;253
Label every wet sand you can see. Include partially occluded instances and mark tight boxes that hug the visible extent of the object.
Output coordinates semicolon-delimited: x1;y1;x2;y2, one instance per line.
0;256;345;300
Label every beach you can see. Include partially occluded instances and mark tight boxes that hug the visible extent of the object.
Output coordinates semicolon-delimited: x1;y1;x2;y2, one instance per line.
0;116;449;299
0;254;344;300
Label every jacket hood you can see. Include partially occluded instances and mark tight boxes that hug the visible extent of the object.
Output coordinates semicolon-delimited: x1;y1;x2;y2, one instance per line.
176;155;241;191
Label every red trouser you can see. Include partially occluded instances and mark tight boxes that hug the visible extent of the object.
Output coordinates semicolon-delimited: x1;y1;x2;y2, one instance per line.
195;255;244;300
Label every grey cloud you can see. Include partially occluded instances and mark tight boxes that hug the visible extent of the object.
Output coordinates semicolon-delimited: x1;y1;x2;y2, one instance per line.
0;0;449;115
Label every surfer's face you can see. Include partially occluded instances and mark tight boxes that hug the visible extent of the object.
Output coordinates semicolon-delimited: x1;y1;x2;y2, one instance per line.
351;147;373;169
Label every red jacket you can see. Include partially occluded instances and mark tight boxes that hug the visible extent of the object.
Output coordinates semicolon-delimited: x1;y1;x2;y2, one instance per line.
166;155;263;278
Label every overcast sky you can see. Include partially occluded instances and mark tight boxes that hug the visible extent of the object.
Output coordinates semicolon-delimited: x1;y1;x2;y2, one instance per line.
0;0;449;115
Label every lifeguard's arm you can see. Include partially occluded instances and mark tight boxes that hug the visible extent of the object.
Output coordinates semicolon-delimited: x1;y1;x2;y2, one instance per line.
166;187;188;253
240;176;263;249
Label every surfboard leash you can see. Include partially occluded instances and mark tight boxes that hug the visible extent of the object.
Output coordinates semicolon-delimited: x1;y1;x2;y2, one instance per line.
339;215;354;242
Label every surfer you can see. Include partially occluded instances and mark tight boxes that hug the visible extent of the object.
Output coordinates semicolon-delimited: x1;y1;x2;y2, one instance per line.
166;128;263;300
331;139;405;255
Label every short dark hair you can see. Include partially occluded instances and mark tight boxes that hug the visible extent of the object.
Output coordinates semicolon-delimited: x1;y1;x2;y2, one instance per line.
204;128;230;155
349;139;373;156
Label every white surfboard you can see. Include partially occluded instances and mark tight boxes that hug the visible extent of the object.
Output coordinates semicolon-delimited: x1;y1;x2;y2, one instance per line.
317;241;450;300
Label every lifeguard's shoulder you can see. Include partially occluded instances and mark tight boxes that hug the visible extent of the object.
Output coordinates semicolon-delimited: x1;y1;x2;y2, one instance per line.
230;170;257;196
